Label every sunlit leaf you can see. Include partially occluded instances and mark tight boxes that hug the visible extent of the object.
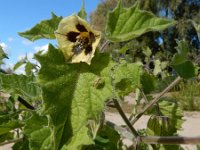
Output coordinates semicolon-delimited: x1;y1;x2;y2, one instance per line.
18;13;62;41
105;1;176;42
35;44;114;149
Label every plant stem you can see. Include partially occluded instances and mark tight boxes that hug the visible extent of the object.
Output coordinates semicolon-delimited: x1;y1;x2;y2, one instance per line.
100;40;110;52
113;98;139;137
140;136;200;144
106;120;200;145
130;76;182;125
0;138;23;146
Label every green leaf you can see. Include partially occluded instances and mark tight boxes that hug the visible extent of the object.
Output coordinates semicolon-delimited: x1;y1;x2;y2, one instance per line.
0;120;23;135
83;125;121;150
0;73;41;100
13;60;26;71
35;44;114;149
141;72;156;94
12;138;29;150
0;132;13;143
114;61;142;96
77;0;87;20
0;46;8;65
18;13;62;41
149;97;184;135
24;113;52;150
24;112;48;136
25;62;36;75
172;61;195;79
105;1;176;42
171;40;196;79
29;128;52;150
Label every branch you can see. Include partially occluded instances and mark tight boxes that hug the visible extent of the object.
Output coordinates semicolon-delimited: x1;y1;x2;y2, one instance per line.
130;76;182;125
140;136;200;144
112;98;139;137
106;120;200;145
100;40;110;52
0;138;23;146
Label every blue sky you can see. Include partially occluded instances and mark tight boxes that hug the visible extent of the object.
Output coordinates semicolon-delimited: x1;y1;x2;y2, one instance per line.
0;0;100;70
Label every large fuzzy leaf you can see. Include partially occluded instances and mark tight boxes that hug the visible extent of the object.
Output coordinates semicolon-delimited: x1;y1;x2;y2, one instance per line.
35;44;114;149
18;13;62;41
105;1;176;42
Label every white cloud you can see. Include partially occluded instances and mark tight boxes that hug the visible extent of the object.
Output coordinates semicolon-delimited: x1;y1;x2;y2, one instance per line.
22;39;33;45
8;37;14;42
34;44;48;54
0;42;9;53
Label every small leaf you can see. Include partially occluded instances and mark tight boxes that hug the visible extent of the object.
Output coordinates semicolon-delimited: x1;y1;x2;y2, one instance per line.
141;72;156;94
114;61;142;96
78;0;87;20
25;61;35;75
105;1;176;42
0;46;8;65
171;40;196;79
0;73;41;100
13;60;26;71
18;13;62;41
172;61;195;79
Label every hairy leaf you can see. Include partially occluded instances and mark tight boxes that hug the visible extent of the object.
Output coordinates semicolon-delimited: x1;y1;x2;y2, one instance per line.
35;44;114;149
18;13;62;41
105;1;176;42
114;61;142;96
23;112;52;150
0;73;41;100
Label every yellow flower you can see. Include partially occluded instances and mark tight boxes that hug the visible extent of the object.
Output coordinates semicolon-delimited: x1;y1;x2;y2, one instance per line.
55;15;101;65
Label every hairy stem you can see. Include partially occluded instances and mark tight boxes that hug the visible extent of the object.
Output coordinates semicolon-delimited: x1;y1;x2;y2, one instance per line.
100;40;110;52
140;136;200;144
130;76;182;125
113;98;139;137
